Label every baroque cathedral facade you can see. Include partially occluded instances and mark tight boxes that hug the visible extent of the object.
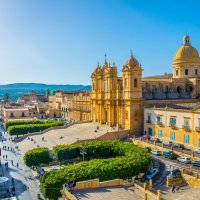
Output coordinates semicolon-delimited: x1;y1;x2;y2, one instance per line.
90;35;200;133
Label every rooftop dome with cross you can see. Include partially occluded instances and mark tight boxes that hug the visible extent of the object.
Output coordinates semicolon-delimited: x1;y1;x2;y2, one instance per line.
173;35;200;65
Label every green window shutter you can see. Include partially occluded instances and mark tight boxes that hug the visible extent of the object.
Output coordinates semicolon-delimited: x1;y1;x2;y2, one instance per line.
158;130;162;138
198;138;200;147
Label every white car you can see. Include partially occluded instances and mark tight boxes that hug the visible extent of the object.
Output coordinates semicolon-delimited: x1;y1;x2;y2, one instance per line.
194;148;200;154
162;140;173;146
150;150;161;156
177;157;191;164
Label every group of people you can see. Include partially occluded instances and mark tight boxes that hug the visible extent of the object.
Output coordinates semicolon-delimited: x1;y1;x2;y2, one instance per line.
3;145;14;150
2;153;19;168
64;180;77;194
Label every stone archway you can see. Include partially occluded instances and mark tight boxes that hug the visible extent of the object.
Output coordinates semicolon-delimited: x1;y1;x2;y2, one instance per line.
186;85;193;93
177;86;183;93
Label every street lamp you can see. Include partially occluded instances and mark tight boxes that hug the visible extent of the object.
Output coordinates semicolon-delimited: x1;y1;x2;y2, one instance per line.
80;147;87;161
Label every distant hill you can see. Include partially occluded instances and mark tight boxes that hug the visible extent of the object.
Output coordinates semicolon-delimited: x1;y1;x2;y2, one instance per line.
0;83;92;100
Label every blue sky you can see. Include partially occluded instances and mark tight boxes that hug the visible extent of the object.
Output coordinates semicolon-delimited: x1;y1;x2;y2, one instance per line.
0;0;200;84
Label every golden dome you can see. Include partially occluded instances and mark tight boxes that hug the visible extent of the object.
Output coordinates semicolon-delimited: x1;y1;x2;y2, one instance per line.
173;35;200;65
124;52;139;68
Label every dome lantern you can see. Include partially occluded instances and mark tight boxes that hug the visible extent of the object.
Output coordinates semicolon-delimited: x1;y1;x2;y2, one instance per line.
183;35;190;45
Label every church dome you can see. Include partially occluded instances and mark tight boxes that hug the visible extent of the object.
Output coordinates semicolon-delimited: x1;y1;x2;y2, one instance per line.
124;52;139;68
173;35;200;65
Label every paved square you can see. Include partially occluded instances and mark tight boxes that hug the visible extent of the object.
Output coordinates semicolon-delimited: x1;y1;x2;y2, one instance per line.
74;186;142;200
18;123;114;153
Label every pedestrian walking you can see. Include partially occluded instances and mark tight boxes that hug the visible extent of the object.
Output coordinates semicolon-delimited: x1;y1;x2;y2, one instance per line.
5;162;8;169
16;162;19;168
8;147;9;150
3;155;5;160
11;160;13;166
172;184;175;193
5;154;7;159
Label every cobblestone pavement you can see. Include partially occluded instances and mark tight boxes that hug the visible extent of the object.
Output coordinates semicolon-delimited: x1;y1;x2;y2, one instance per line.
0;126;44;200
74;186;142;200
18;122;114;153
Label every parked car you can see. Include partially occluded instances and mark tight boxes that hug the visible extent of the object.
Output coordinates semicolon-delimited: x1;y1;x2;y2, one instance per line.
192;160;200;167
169;169;182;179
144;168;159;180
177;157;191;164
142;135;151;140
64;121;70;125
150;150;162;156
173;143;184;148
150;137;161;143
194;148;200;154
162;150;177;160
162;140;173;146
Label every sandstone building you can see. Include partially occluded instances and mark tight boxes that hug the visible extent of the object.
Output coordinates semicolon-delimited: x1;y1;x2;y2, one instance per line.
91;53;143;133
142;35;200;100
48;35;200;139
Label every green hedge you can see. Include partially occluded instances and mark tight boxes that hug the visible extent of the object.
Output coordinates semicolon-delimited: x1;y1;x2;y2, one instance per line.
24;147;52;167
52;140;125;161
4;119;59;129
40;141;151;200
7;121;63;135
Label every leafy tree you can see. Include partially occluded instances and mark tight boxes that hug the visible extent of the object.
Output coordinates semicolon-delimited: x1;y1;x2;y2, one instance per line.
24;147;51;167
39;141;151;200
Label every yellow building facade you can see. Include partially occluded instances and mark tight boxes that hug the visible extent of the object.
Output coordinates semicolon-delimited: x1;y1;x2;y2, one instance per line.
144;105;200;148
47;35;200;142
142;35;200;100
91;53;143;133
61;90;91;121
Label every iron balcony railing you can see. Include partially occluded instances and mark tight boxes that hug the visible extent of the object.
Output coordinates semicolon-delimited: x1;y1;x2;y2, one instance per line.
182;125;190;131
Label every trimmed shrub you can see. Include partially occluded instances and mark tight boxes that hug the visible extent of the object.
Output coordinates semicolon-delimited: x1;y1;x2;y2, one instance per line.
7;121;63;135
24;147;52;167
5;119;63;129
40;141;151;200
5;120;44;129
52;140;125;161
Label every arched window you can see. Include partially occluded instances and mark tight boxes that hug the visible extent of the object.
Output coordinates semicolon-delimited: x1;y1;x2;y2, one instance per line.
165;86;169;92
134;78;138;88
104;81;107;92
177;86;183;93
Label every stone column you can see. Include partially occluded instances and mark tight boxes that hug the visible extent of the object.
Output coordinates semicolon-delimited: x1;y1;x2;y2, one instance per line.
149;179;153;188
157;190;161;200
166;176;170;187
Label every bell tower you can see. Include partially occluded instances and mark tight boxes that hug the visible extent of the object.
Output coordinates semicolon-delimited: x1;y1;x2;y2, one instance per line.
122;52;143;132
